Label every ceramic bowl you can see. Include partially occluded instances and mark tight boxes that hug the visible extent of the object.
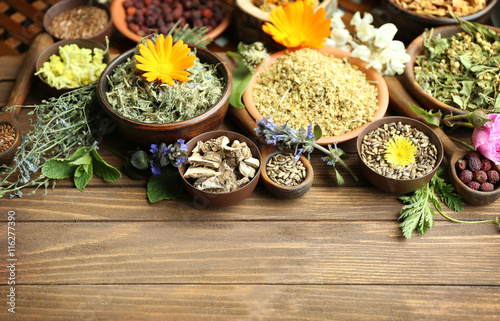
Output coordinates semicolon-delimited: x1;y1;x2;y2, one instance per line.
43;0;112;45
111;0;233;43
404;24;500;115
243;47;389;146
97;44;232;147
356;116;444;194
382;0;498;44
179;130;261;207
35;39;110;96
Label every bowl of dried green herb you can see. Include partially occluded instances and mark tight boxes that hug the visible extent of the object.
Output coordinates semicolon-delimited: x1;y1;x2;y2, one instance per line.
404;23;500;115
97;43;232;147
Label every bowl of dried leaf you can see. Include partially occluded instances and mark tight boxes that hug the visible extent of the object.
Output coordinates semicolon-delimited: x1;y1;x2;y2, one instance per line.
178;130;262;207
97;33;232;146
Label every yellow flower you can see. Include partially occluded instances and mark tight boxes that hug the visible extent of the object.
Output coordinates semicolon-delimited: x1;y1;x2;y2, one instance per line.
384;136;417;167
135;34;196;85
262;0;331;49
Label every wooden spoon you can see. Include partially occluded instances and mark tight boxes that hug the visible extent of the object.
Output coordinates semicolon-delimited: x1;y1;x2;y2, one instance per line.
385;75;500;205
0;33;54;165
228;106;314;198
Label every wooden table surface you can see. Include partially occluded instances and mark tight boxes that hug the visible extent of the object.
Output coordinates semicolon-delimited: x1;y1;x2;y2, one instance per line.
1;15;500;321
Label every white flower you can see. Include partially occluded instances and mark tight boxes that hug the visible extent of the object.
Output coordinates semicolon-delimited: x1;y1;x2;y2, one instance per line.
374;23;398;49
367;58;383;74
350;12;373;29
351;45;371;61
331;12;346;30
356;24;376;43
331;29;350;46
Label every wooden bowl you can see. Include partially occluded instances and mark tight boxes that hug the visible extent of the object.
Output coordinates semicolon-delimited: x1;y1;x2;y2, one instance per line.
243;47;389;146
382;0;498;44
43;0;112;45
111;0;233;43
35;39;109;96
179;130;261;208
356;116;444;194
404;24;500;116
97;45;232;147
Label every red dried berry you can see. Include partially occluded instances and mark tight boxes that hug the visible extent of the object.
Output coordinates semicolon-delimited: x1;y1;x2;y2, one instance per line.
455;159;467;171
467;181;480;190
467;156;481;172
474;170;488;183
459;169;473;184
487;170;500;185
467;151;482;160
480;159;492;172
480;182;495;192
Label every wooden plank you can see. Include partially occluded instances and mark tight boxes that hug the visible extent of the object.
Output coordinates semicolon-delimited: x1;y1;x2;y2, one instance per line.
0;221;498;285
0;12;36;43
4;0;44;25
0;285;499;320
0;56;22;80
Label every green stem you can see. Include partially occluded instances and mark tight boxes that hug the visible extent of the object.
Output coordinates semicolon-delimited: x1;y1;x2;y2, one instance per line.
312;143;358;182
449;136;476;151
226;51;242;59
437;207;500;226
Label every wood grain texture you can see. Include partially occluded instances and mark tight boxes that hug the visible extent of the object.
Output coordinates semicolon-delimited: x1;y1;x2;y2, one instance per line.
0;221;498;285
0;284;499;320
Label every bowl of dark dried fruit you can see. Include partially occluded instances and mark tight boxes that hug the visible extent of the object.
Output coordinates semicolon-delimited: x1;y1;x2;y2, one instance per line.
43;0;112;45
111;0;233;43
97;36;232;147
178;130;262;207
356;116;444;194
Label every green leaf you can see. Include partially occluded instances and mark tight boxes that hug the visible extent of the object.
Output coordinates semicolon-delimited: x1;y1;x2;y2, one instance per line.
91;149;122;182
68;147;90;162
494;95;500;112
313;125;322;140
147;167;184;203
398;185;435;239
74;163;93;192
41;159;76;179
452;94;465;109
459;55;471;69
431;168;464;212
228;59;253;109
459;81;474;97
69;151;92;166
409;103;442;127
334;168;345;185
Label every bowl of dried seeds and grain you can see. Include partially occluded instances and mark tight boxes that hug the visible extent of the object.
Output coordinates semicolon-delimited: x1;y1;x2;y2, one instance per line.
243;47;389;146
356;116;444;194
179;130;262;207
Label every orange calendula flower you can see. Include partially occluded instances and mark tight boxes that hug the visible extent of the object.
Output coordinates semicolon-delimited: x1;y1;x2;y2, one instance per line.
135;34;196;85
262;0;331;49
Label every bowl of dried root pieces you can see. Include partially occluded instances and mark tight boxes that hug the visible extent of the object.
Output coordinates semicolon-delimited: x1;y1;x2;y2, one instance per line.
179;130;262;207
356;116;444;194
97;34;232;146
243;47;389;146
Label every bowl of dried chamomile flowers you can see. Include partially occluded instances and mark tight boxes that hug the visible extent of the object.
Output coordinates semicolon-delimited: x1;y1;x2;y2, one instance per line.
97;33;232;146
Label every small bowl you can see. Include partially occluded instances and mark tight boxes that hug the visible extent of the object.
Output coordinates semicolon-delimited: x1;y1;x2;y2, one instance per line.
356;116;444;194
382;0;498;44
243;47;389;146
260;146;314;199
43;0;112;45
111;0;233;43
97;44;232;147
404;24;500;115
179;130;261;207
35;39;110;96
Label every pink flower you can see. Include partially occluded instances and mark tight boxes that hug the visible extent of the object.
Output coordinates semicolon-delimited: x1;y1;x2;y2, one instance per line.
472;114;500;165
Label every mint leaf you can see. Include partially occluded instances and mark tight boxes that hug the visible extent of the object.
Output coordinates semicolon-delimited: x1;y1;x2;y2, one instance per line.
74;162;93;192
41;159;76;179
147;168;184;203
313;125;322;140
91;149;122;182
229;59;253;109
69;147;90;162
69;150;92;166
408;103;442;127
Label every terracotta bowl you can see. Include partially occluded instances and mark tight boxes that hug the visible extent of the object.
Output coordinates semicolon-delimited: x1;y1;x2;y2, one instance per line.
243;47;389;146
356;116;444;194
111;0;233;43
382;0;498;44
35;39;110;96
179;130;261;208
43;0;112;45
97;44;232;147
404;24;500;116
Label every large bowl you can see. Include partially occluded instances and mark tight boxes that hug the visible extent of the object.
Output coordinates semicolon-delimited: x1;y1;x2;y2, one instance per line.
243;47;389;146
111;0;233;43
97;45;232;146
404;24;500;115
356;116;444;194
179;130;261;208
43;0;112;45
382;0;498;44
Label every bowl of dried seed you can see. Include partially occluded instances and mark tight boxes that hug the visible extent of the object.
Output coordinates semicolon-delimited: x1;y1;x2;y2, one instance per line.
356;116;444;194
243;47;389;146
43;0;112;45
178;130;261;208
